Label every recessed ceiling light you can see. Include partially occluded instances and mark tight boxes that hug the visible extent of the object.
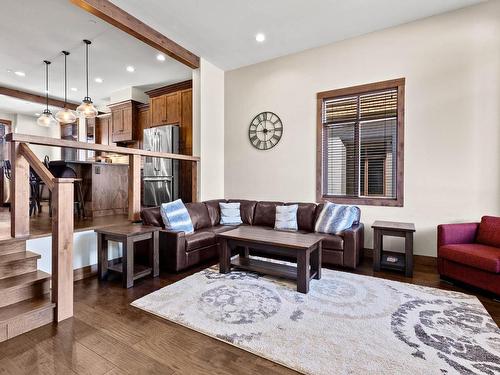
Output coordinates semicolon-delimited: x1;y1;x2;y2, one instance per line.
94;77;103;83
156;54;166;62
255;33;266;42
71;87;77;92
14;71;26;77
34;113;40;116
126;66;135;72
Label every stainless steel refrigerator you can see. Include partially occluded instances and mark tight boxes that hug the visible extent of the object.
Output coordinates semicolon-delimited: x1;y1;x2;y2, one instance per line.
143;125;179;206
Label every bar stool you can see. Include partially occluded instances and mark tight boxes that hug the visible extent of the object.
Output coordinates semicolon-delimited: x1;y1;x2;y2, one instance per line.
48;166;86;218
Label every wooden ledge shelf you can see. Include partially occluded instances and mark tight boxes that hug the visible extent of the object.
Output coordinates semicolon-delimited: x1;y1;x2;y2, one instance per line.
6;133;200;162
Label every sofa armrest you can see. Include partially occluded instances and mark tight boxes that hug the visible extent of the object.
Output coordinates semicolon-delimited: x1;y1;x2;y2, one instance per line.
437;223;478;249
342;223;364;268
159;230;186;272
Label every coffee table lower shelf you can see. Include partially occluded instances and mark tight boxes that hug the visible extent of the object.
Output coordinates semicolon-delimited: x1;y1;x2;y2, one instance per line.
231;257;318;281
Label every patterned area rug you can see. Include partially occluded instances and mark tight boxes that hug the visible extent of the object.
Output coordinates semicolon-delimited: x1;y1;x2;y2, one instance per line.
132;262;500;375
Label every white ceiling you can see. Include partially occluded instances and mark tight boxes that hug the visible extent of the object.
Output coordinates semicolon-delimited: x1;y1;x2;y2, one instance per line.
111;0;484;70
0;95;61;118
0;0;192;112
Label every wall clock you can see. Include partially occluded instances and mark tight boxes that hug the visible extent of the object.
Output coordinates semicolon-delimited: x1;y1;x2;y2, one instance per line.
248;111;283;150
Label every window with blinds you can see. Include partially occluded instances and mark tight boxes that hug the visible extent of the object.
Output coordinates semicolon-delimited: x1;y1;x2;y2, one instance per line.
318;79;404;206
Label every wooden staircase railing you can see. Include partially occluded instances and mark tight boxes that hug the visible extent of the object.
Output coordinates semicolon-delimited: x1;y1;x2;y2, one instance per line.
6;132;200;325
11;141;74;322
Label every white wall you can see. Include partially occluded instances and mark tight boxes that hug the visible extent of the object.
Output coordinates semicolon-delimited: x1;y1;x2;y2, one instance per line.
29;230;121;274
224;1;500;257
196;57;225;201
14;114;61;160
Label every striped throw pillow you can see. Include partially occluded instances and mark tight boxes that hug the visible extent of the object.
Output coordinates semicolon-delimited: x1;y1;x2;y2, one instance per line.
219;202;243;225
160;199;194;234
315;202;360;235
275;205;298;231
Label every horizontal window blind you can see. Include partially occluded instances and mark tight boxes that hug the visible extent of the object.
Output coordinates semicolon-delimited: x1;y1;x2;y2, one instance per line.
322;87;399;200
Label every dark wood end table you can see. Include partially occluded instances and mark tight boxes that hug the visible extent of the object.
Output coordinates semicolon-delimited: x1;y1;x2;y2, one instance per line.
218;227;323;294
372;220;416;277
95;225;160;288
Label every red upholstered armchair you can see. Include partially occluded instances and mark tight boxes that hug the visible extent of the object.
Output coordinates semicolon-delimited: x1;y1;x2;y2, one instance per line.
437;216;500;295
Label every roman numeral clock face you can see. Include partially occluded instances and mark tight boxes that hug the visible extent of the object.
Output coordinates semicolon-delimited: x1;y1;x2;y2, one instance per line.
248;111;283;150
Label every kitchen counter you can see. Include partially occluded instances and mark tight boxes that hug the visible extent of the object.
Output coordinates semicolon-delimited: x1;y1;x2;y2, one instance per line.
49;160;129;217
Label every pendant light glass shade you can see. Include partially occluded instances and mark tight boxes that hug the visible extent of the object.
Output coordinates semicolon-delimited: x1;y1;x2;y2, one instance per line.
77;40;97;119
56;51;77;124
37;60;57;127
37;109;58;127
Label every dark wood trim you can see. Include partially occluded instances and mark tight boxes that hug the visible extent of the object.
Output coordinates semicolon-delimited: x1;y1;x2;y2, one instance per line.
316;78;405;207
0;86;78;110
0;119;12;126
363;247;436;268
70;0;200;69
74;264;98;281
145;80;193;98
108;99;141;110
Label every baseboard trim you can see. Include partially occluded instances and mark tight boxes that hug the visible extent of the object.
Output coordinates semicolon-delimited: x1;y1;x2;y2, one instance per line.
363;248;437;267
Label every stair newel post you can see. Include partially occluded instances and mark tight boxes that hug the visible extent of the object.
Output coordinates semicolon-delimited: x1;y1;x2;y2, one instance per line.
128;154;141;222
51;178;74;322
10;142;30;238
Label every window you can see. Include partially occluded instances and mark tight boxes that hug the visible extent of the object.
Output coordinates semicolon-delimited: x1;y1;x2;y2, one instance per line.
316;79;405;206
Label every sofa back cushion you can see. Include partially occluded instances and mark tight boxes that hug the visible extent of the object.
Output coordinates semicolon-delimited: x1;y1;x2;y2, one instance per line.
185;202;212;230
204;199;226;226
227;199;257;225
287;202;317;232
476;216;500;248
140;206;163;228
253;201;284;227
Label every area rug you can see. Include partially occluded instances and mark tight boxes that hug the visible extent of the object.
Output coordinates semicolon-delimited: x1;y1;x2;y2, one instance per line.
131;262;500;375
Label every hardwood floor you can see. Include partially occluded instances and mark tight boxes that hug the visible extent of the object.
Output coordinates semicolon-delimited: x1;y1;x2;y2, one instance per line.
0;257;498;375
0;205;131;241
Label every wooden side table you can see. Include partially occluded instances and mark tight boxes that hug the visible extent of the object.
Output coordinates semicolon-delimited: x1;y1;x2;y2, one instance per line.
95;225;159;288
372;221;416;277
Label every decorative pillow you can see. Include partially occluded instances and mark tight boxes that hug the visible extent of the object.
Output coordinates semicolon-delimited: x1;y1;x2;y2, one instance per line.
275;204;298;231
160;199;194;234
314;202;360;235
219;202;243;225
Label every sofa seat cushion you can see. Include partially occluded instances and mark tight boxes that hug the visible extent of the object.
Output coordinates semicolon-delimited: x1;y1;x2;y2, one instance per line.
321;234;344;251
210;225;237;235
439;244;500;273
184;229;217;252
476;216;500;248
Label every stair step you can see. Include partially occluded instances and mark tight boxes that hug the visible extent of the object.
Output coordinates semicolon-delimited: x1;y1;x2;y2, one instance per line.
0;251;41;280
0;271;51;308
0;295;54;342
0;238;26;256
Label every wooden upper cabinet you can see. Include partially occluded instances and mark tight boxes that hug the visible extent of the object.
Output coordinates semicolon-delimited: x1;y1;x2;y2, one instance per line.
96;115;111;145
109;100;139;143
150;96;166;126
165;92;180;125
136;105;150;148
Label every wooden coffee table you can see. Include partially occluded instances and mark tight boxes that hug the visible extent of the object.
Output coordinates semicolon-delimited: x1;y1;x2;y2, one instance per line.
218;226;323;293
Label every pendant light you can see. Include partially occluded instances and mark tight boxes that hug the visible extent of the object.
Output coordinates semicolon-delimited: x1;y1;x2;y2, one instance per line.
37;60;58;127
76;39;98;118
55;51;77;124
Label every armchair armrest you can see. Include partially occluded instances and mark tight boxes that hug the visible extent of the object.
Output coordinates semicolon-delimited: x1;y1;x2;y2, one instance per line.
343;223;364;268
437;223;479;248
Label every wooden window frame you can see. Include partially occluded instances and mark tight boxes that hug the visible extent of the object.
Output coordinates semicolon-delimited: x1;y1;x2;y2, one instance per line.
316;78;405;207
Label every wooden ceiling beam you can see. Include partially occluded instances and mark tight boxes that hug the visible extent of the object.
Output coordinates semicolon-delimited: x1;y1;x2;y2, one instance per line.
0;86;79;110
70;0;200;69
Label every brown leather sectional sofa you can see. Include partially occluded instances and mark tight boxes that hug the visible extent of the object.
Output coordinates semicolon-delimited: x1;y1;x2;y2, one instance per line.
141;199;364;272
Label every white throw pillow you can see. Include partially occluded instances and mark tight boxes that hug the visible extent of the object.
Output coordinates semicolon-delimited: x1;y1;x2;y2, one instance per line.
219;202;243;225
160;199;194;234
274;204;298;231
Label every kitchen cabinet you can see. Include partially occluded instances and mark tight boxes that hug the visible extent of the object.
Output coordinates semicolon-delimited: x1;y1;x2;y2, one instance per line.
136;104;150;148
149;92;180;127
109;100;138;143
96;115;111;145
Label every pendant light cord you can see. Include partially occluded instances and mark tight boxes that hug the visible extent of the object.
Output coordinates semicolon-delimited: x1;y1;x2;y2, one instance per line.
43;60;50;111
62;51;69;106
85;41;89;98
